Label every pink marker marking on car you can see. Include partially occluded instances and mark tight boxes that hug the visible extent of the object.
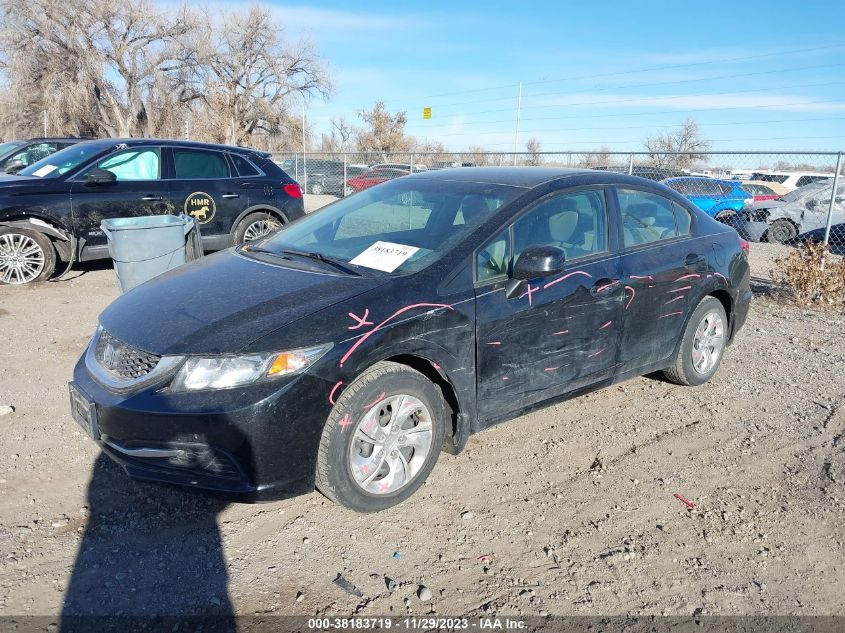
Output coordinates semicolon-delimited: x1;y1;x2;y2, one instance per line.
675;273;701;281
595;281;617;293
667;286;692;293
338;413;352;432
659;311;684;318
543;270;592;290
328;380;344;405
714;272;727;281
520;283;539;305
347;309;373;330
664;295;684;305
553;329;569;335
588;347;606;358
430;361;441;370
502;376;509;381
630;274;653;281
599;321;612;330
486;341;502;346
362;392;386;409
339;302;454;367
544;367;559;372
624;286;636;310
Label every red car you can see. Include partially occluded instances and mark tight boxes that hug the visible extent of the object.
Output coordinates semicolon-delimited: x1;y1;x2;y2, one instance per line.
346;167;409;193
740;182;783;203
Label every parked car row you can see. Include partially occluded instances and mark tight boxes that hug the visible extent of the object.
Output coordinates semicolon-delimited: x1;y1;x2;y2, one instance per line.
0;138;305;285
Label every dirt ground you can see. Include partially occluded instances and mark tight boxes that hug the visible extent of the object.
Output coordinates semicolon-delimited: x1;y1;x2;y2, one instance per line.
1;241;844;619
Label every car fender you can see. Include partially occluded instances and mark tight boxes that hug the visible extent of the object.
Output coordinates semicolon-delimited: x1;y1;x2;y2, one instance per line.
0;216;70;241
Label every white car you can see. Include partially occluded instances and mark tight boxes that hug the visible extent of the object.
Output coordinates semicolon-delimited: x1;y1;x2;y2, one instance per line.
749;171;832;191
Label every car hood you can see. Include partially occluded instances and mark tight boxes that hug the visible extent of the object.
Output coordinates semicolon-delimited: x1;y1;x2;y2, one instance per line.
0;174;53;195
98;249;389;356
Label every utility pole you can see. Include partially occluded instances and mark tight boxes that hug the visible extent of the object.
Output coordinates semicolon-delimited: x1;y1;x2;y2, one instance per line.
43;110;47;137
302;97;308;194
513;82;522;166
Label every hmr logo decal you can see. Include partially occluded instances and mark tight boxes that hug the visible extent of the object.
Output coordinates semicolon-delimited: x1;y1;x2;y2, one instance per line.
184;192;216;224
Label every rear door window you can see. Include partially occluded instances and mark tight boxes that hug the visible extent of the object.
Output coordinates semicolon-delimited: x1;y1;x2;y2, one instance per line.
618;189;680;247
229;153;261;177
173;149;231;179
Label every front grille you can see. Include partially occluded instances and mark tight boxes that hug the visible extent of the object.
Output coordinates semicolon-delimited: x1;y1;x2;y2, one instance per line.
95;330;161;380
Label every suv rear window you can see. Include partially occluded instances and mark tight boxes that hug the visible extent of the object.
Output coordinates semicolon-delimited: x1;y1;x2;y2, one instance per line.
230;153;260;177
173;149;230;179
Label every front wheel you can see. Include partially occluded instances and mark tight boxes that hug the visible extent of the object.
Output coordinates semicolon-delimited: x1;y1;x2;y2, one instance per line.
233;212;282;244
662;296;728;387
316;362;446;512
0;227;56;285
714;210;736;223
766;219;798;244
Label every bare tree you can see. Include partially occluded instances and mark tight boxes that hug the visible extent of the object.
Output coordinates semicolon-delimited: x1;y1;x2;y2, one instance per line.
467;145;495;166
644;118;711;169
193;5;331;146
579;146;613;169
0;0;196;138
525;137;542;166
356;100;414;159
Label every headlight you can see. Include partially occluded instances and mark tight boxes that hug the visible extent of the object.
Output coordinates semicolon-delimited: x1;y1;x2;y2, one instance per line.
169;343;332;392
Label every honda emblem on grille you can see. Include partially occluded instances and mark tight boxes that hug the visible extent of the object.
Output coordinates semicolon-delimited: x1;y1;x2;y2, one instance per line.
103;341;117;369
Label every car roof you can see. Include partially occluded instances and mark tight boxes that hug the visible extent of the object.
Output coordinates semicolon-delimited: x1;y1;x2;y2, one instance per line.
403;166;629;187
70;138;270;157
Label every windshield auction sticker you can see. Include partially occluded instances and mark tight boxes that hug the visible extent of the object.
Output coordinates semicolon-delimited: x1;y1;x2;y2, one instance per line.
32;164;57;177
349;241;420;272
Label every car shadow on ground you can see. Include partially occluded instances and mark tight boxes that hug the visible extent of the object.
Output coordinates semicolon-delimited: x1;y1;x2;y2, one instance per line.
60;454;236;629
51;259;114;282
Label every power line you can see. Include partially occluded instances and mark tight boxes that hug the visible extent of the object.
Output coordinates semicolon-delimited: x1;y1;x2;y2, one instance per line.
473;135;845;147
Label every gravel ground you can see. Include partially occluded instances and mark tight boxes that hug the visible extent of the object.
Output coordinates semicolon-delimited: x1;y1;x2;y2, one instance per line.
1;243;844;618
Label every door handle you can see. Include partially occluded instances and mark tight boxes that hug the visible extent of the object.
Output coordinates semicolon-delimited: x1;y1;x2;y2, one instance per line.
221;193;240;199
591;279;621;297
685;254;706;269
141;195;163;201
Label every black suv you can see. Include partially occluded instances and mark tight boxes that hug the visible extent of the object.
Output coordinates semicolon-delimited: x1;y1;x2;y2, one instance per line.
0;137;90;174
0;139;305;285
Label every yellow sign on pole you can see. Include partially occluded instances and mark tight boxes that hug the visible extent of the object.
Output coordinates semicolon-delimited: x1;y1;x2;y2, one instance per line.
423;107;432;120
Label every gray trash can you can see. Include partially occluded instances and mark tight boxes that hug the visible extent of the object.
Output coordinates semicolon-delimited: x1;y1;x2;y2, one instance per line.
101;214;196;293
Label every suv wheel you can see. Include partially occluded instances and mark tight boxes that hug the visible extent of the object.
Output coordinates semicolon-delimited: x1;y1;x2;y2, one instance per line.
234;212;282;244
0;227;56;285
316;361;446;512
309;182;324;195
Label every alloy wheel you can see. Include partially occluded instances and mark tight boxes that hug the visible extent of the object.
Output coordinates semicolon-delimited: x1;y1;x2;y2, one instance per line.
243;218;280;242
691;310;724;375
348;394;434;495
0;232;45;284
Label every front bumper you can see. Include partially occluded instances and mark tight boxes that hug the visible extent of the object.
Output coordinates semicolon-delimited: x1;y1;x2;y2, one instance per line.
71;355;333;502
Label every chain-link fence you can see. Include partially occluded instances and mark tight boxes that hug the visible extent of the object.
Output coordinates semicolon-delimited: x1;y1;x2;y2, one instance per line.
273;151;845;281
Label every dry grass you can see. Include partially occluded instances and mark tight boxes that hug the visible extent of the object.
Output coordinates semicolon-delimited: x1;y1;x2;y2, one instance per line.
771;240;845;308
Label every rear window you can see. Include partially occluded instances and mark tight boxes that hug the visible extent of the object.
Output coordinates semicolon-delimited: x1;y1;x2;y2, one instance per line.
752;173;790;184
173;149;230;179
230;153;260;177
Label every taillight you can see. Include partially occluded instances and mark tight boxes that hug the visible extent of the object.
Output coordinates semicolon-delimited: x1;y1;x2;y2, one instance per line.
283;183;302;198
739;238;750;259
744;198;754;205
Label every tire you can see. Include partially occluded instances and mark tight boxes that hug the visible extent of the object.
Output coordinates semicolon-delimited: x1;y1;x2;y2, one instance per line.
0;227;56;285
766;219;798;244
316;361;446;512
662;296;728;387
309;182;324;195
233;212;282;244
714;210;736;223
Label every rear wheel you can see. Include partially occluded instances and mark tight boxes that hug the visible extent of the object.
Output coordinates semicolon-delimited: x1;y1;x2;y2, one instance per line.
0;227;56;285
766;219;797;244
309;182;324;195
316;361;446;512
663;296;727;387
714;210;736;223
233;212;282;244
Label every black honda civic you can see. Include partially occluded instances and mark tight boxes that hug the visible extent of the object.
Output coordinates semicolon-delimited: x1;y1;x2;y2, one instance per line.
69;168;751;512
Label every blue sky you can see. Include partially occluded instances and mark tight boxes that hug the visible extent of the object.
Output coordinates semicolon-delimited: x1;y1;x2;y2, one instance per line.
241;0;845;152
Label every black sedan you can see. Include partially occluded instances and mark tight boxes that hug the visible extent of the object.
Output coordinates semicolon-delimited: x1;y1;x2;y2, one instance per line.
0;139;304;284
69;168;751;512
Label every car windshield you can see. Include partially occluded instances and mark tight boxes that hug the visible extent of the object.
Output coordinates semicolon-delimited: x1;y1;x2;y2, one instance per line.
18;143;107;178
780;182;830;202
249;178;523;274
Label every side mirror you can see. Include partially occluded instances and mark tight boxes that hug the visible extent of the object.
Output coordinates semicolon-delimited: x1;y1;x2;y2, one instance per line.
505;245;566;299
513;245;566;280
4;160;25;174
86;168;117;185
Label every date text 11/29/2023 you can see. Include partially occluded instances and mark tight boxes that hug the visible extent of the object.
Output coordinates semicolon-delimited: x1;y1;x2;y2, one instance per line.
307;617;526;629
